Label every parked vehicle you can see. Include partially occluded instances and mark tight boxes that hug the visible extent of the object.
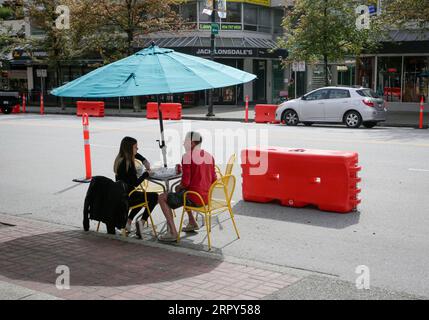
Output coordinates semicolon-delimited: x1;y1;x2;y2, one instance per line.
0;91;21;114
275;86;387;128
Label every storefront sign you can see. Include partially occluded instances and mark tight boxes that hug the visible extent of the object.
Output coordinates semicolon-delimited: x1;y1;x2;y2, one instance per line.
228;0;271;7
199;23;242;31
187;47;286;58
195;48;254;56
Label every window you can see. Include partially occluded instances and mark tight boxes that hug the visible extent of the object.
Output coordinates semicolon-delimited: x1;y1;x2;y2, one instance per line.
258;7;271;33
403;56;429;103
356;89;380;98
377;56;402;101
224;2;241;23
244;4;257;31
198;1;210;22
305;89;330;100
273;9;283;34
329;89;350;99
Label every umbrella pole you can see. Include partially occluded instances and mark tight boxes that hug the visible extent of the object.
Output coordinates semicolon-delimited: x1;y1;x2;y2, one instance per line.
157;95;168;168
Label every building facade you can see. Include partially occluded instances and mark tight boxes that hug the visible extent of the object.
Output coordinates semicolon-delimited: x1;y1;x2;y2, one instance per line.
1;0;288;108
138;0;288;105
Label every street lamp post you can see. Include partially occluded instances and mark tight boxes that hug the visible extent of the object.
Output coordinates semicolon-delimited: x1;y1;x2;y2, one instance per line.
206;0;217;117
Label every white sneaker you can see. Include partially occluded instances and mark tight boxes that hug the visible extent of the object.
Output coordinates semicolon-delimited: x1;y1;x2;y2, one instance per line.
158;232;177;242
182;223;199;232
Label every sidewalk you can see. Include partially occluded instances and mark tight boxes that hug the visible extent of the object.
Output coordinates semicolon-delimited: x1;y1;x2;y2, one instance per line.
18;105;429;128
0;213;301;300
0;214;423;300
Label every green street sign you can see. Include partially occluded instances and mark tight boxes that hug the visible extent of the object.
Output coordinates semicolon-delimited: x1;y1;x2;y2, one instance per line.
211;23;219;35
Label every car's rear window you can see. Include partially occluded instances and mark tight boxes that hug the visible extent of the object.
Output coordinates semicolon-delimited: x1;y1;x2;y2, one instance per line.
356;89;381;98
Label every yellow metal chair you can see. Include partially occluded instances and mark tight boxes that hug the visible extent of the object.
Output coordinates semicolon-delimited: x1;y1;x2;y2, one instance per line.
96;183;158;237
142;179;165;194
215;153;236;178
177;174;240;251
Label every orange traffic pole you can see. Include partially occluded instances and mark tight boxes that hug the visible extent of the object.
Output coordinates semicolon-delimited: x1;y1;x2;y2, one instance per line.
22;94;26;113
73;113;92;183
40;92;44;115
245;95;249;123
82;113;92;180
419;96;424;129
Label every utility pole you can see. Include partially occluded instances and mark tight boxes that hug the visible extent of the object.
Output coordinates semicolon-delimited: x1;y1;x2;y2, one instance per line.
206;0;217;117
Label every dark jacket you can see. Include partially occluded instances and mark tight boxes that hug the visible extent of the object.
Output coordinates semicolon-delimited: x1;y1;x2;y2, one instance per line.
115;153;149;192
83;176;129;234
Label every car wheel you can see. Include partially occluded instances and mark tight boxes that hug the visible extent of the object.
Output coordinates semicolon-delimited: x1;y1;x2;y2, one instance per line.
363;121;377;128
1;107;12;114
282;110;299;126
303;122;313;126
344;111;362;128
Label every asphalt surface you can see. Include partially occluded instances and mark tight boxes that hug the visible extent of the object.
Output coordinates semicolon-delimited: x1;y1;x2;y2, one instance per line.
1;113;428;298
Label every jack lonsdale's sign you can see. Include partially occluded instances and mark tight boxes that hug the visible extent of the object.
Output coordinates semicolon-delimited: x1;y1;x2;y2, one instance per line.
197;48;253;56
188;47;287;58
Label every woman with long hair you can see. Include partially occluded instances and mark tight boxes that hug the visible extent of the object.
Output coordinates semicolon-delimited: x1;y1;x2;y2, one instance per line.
114;136;158;238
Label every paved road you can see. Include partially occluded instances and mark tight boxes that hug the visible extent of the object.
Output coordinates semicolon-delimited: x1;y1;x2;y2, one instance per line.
1;113;428;298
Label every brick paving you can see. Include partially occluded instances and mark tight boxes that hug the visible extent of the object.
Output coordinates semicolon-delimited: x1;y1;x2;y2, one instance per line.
0;213;301;300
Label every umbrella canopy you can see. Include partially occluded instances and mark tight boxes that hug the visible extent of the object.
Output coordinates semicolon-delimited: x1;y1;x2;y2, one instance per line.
51;44;256;168
51;45;256;97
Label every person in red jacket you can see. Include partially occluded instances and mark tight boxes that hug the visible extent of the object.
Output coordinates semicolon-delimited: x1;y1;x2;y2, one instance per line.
158;131;217;242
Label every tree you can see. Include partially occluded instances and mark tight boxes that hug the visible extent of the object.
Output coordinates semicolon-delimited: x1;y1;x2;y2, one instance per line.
0;2;27;74
82;0;184;111
25;0;85;108
278;0;381;86
378;0;429;30
89;0;184;59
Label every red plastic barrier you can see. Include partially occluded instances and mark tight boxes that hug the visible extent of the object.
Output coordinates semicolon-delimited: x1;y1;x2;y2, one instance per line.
384;87;401;98
146;102;159;119
146;102;182;120
160;103;182;120
76;101;105;117
241;147;361;213
254;104;279;124
11;104;21;114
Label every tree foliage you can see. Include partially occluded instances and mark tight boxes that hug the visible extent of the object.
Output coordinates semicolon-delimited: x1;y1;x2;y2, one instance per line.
76;0;184;62
278;0;382;85
379;0;429;30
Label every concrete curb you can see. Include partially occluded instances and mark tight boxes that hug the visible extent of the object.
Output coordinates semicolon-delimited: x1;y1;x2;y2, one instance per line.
11;110;428;128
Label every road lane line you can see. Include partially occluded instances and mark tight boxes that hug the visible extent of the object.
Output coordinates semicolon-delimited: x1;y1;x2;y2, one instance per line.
409;168;429;172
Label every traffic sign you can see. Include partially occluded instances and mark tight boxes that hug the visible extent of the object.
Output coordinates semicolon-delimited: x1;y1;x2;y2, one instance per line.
292;61;306;72
211;23;219;35
36;69;47;78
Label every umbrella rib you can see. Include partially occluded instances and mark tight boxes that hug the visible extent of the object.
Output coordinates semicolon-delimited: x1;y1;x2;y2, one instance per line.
155;53;172;93
164;54;221;89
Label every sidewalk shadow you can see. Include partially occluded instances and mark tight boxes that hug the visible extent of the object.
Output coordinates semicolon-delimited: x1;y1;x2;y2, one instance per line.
0;230;222;287
232;200;360;229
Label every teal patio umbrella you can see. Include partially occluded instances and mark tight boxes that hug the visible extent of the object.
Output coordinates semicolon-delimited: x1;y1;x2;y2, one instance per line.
51;44;256;167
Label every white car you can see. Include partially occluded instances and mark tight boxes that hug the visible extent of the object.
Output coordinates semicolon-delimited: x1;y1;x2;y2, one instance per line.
275;86;387;128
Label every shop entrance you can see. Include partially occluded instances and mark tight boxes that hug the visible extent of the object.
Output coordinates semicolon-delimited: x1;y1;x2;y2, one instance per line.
253;59;267;103
210;58;243;105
